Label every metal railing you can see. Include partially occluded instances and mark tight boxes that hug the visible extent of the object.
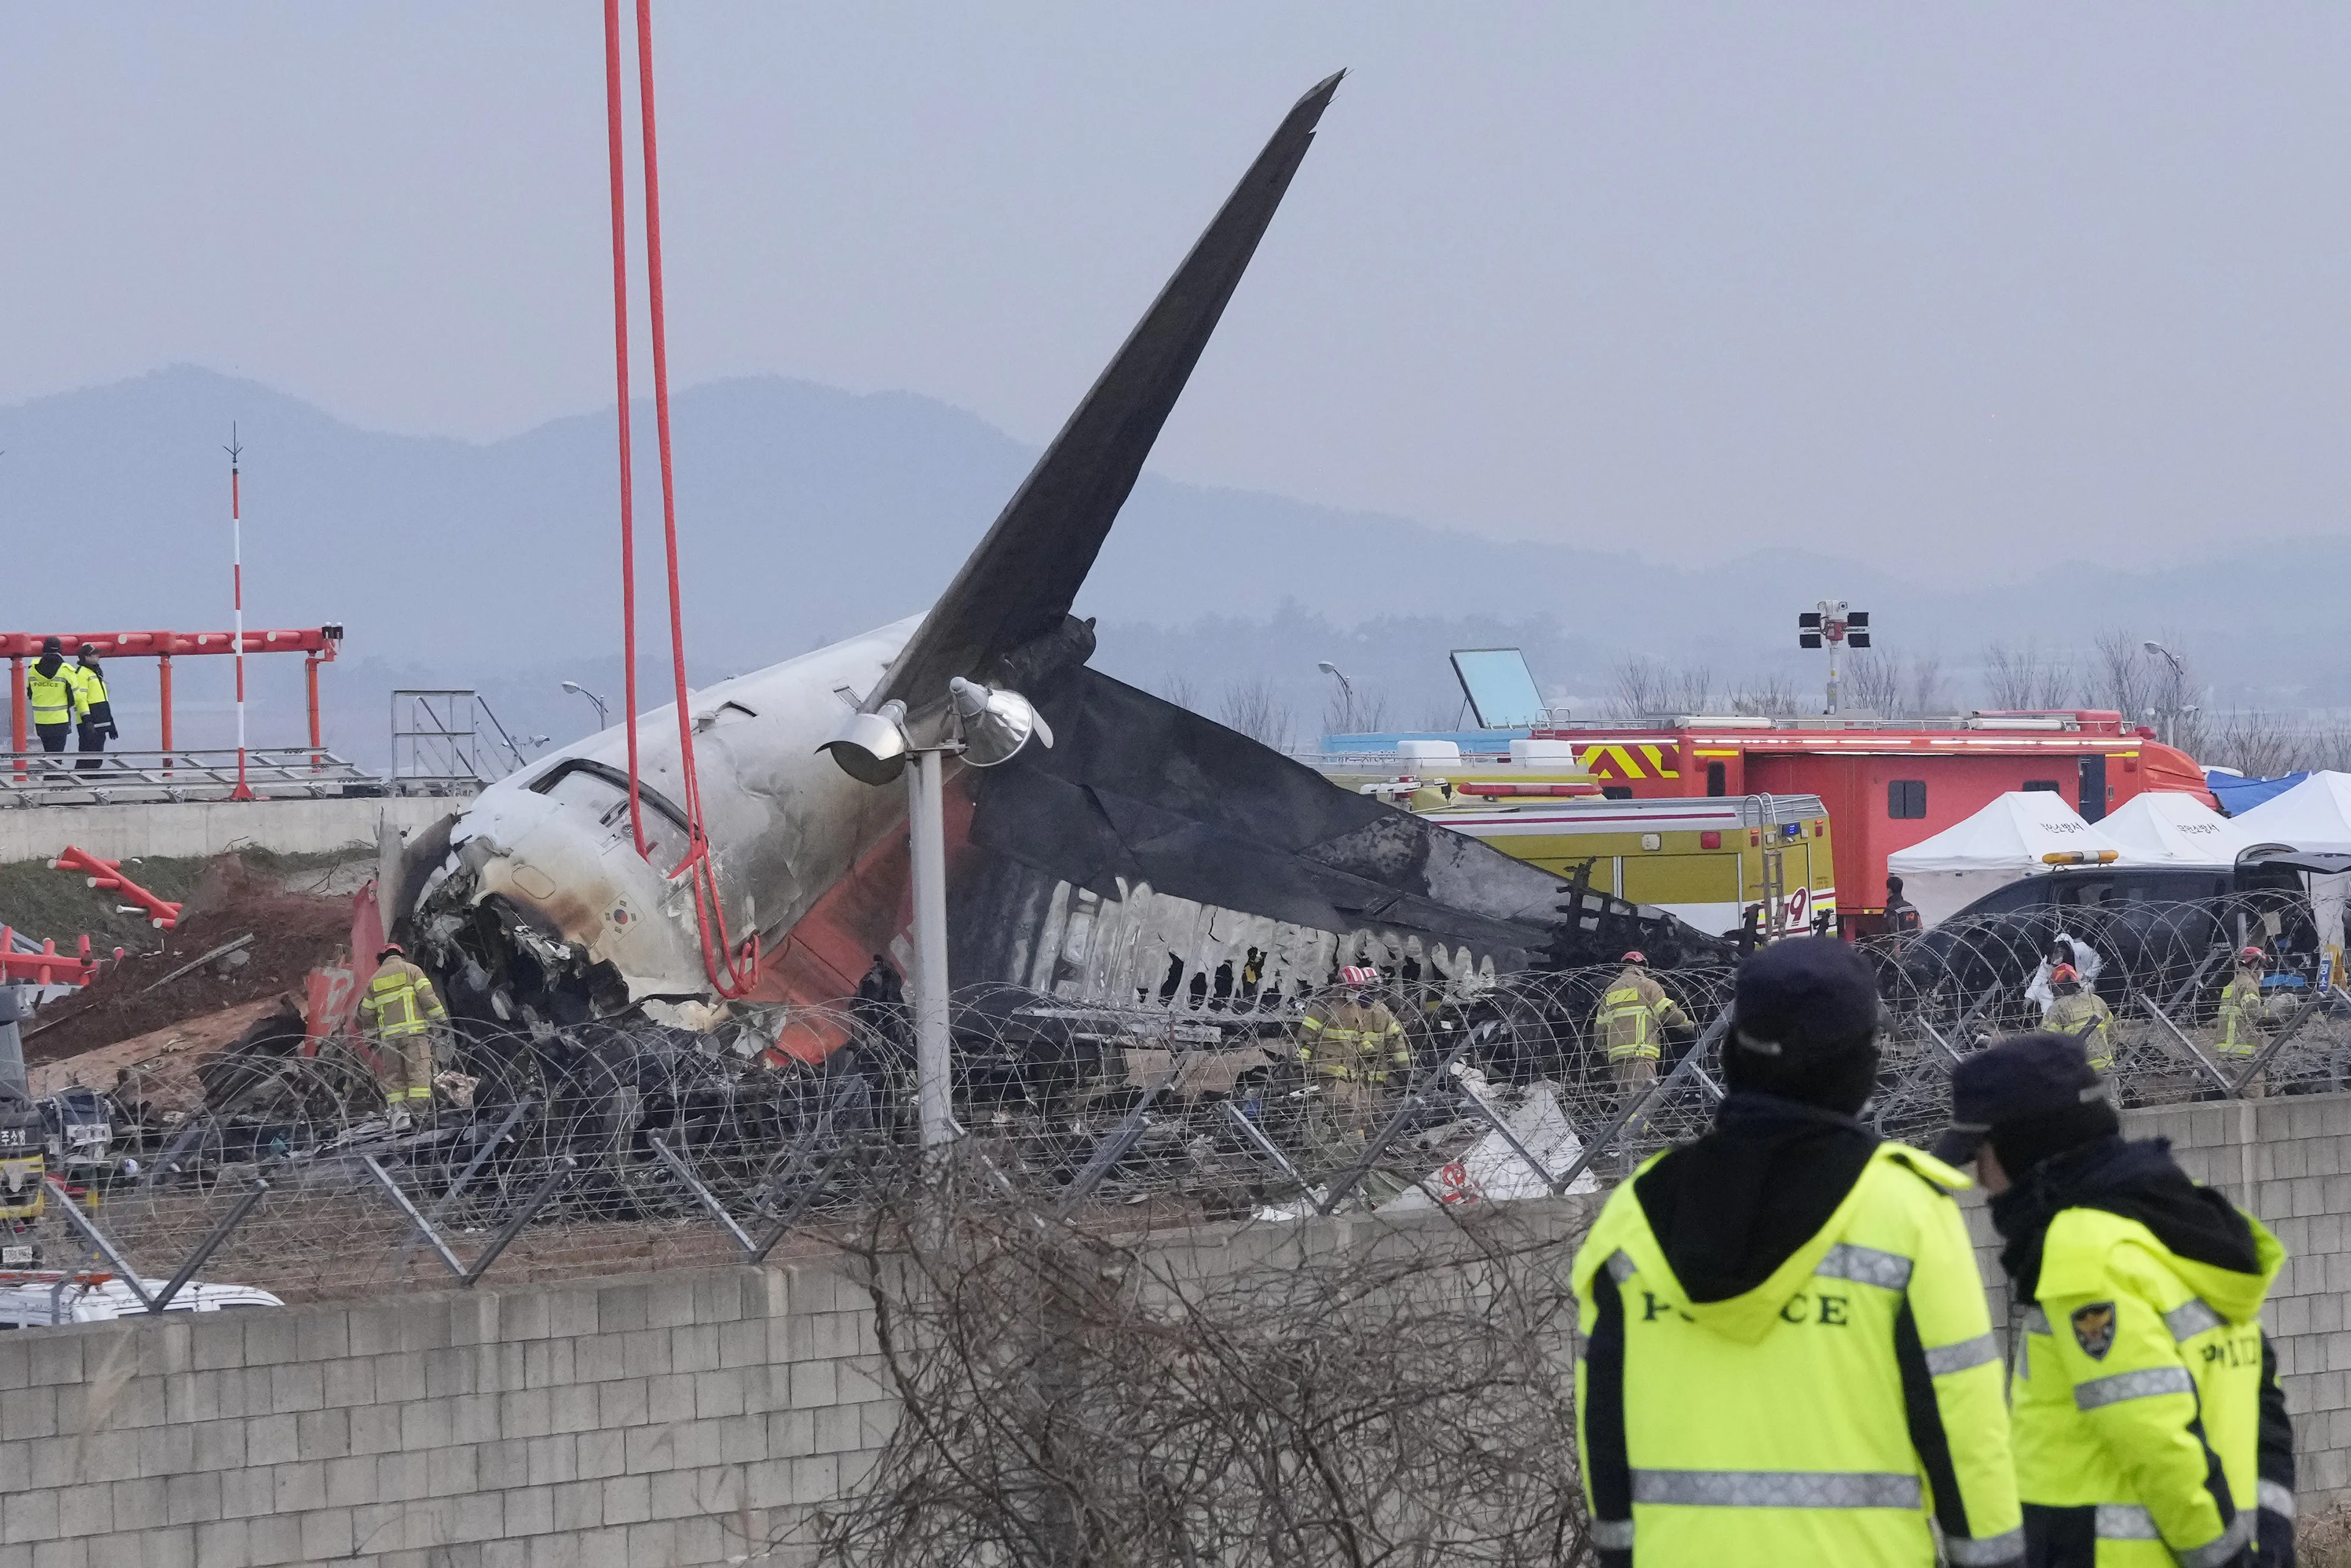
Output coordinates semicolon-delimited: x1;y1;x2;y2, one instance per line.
0;747;376;805
388;690;538;792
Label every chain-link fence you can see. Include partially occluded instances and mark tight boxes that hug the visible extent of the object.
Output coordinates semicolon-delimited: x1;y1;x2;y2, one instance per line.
15;893;2347;1311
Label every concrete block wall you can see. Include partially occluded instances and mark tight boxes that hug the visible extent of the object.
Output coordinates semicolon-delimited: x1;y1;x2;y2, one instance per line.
6;1094;2351;1566
0;1195;1591;1568
0;795;457;865
0;1259;895;1567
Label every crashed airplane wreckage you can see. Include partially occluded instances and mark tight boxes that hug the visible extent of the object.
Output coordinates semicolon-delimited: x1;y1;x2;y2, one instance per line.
387;74;1726;1123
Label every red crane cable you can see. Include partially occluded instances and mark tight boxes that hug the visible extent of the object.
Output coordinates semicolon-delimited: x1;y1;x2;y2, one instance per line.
601;0;648;861
603;0;759;997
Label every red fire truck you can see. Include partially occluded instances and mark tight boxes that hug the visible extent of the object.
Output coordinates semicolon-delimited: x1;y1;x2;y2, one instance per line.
1540;711;2212;933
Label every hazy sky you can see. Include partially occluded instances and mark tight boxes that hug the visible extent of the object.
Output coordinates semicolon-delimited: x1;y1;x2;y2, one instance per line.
7;5;2351;582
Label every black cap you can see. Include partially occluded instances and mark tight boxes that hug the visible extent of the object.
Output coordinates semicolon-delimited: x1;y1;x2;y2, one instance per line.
40;636;61;656
76;643;96;657
1730;937;1881;1063
1931;1031;2111;1165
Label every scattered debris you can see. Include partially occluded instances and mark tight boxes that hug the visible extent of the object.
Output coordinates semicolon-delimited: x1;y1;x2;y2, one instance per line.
27;995;293;1106
138;933;255;994
23;856;349;1064
1382;1083;1600;1209
50;846;181;929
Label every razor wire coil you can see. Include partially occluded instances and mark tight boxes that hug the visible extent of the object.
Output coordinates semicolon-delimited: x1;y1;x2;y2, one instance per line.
16;892;2346;1309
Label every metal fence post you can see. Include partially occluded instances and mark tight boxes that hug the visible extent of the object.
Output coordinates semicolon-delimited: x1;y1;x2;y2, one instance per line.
2162;948;2231;1017
148;1179;268;1312
2227;1000;2325;1098
392;1098;535;1271
1053;1037;1204;1217
2136;996;2238;1096
1547;1008;1732;1197
1315;1027;1489;1215
1222;1100;1311;1191
43;1180;154;1309
748;1147;851;1264
460;1156;576;1286
648;1133;760;1257
363;1156;466;1278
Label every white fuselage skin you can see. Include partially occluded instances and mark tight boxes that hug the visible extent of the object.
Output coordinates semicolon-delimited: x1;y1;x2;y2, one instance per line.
421;616;920;1009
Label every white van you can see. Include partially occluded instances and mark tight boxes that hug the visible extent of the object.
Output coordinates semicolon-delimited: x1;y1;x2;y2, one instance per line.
0;1275;281;1327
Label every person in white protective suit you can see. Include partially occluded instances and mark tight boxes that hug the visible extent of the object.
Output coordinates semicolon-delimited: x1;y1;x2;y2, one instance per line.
2024;933;2104;1013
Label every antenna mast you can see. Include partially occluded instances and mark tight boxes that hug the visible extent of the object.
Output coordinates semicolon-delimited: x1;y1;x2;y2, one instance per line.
226;425;254;800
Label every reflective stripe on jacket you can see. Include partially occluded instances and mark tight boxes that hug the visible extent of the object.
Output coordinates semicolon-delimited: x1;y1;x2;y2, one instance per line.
1572;1143;2022;1566
2011;1205;2286;1567
1595;968;1691;1062
25;665;80;726
2044;992;2115;1073
358;958;448;1042
70;666;109;723
2216;972;2264;1058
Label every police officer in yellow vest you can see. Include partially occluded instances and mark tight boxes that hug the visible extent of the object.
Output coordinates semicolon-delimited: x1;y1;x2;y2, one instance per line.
1573;938;2024;1567
357;942;450;1129
24;637;83;762
1933;1033;2292;1567
2042;964;2116;1074
69;645;116;774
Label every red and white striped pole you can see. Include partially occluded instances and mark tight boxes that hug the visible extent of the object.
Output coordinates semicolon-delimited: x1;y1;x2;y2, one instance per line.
226;426;254;800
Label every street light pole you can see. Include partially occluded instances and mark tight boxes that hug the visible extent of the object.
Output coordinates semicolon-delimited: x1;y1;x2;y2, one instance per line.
2142;642;2185;748
906;747;954;1149
225;428;255;801
1316;660;1357;734
560;681;611;731
821;675;1053;1156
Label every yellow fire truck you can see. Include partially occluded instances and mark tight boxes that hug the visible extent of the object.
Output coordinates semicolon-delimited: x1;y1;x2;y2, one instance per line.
1315;743;1836;940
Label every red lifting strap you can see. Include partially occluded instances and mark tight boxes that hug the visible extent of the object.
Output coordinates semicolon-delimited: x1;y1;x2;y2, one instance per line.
602;0;758;998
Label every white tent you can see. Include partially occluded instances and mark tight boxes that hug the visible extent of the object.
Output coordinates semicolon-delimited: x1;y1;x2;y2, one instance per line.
2230;772;2351;959
1886;792;2127;926
2231;771;2351;853
2096;790;2246;866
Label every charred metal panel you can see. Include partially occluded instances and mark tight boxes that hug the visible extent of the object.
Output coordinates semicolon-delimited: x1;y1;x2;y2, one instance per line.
953;667;1728;1000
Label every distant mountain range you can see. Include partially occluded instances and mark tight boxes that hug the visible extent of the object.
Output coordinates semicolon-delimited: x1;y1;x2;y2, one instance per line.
3;366;2338;764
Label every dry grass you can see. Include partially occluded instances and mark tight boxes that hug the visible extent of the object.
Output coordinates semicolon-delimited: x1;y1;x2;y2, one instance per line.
2302;1501;2351;1566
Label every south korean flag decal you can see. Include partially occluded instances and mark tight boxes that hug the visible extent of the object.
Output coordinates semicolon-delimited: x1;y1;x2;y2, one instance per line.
2070;1303;2118;1359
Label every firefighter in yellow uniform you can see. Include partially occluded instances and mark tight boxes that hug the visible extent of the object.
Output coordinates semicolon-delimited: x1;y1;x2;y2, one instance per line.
1935;1031;2293;1568
23;637;83;764
2216;947;2269;1097
2041;964;2116;1073
1297;965;1410;1133
1573;939;2023;1567
357;943;450;1128
1594;951;1694;1103
1295;965;1411;1197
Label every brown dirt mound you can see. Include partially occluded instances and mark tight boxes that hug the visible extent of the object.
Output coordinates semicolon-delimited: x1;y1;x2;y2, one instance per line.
24;854;354;1064
27;995;293;1106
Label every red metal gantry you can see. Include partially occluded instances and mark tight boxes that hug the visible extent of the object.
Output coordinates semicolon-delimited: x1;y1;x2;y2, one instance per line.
3;627;342;765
